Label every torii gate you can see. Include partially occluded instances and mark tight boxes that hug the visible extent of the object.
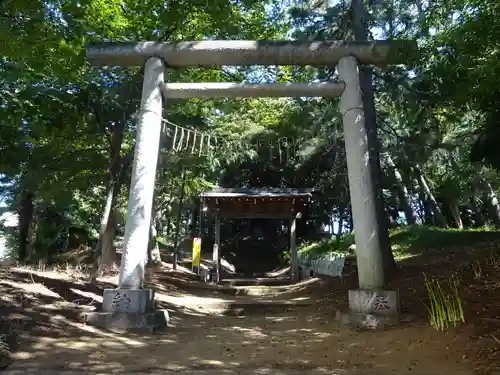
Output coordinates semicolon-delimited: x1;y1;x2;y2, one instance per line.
83;40;417;330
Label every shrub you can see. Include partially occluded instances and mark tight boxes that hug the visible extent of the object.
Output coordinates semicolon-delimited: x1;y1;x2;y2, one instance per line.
424;273;465;331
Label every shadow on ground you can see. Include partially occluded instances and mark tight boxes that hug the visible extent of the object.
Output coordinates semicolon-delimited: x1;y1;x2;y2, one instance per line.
0;250;497;375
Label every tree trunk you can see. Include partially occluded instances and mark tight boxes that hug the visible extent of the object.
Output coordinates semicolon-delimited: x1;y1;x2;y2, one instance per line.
449;200;463;229
414;166;448;227
417;179;433;225
205;211;213;251
92;183;117;277
148;212;162;265
387;211;398;228
28;204;38;252
346;204;354;232
166;218;171;236
484;181;500;226
337;205;345;236
335;207;344;247
173;169;187;270
415;0;429;37
89;120;127;282
351;0;395;280
17;190;34;262
469;192;486;227
99;211;117;273
184;212;190;234
383;152;417;225
191;198;200;237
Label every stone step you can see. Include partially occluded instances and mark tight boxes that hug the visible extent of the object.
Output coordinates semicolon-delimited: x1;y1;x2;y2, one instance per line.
219;277;292;286
218;296;313;316
158;274;319;297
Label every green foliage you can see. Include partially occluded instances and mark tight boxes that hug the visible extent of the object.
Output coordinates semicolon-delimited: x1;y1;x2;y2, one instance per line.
0;231;17;261
297;226;500;260
4;0;500;267
299;234;355;258
390;225;500;256
423;274;465;331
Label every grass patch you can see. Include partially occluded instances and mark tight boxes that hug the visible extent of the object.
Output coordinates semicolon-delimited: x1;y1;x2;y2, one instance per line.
299;225;500;259
424;273;465;331
299;233;355;258
390;225;500;257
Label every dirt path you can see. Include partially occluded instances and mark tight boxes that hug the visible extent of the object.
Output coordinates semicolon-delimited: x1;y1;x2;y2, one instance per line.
0;266;476;375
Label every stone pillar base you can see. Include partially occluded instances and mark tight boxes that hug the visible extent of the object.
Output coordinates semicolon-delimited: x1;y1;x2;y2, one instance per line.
336;289;399;330
81;288;169;332
205;267;219;283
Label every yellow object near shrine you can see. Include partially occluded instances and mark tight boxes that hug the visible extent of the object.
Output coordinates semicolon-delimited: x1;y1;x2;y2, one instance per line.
192;237;201;267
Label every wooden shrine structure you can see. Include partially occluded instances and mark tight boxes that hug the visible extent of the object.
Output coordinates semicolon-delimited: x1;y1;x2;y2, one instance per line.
200;188;313;281
81;38;418;332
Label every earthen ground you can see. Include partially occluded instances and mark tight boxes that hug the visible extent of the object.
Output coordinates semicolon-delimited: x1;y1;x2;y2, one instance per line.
1;252;499;375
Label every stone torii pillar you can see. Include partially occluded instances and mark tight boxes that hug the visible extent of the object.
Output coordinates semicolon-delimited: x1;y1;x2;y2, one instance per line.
338;56;399;328
83;40;417;332
338;56;385;290
118;57;165;290
83;57;170;331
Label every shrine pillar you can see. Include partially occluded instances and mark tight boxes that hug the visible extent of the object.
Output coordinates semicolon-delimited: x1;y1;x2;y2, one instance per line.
338;56;400;329
82;57;169;331
289;215;298;282
212;213;221;282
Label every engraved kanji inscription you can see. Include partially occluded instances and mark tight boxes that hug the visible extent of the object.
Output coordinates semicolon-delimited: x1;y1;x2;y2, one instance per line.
111;291;132;311
371;295;391;311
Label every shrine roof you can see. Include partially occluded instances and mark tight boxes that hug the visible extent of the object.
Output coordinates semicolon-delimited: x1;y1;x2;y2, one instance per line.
201;188;313;199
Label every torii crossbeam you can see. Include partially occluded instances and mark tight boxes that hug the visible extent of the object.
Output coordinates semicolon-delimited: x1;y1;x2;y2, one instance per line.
82;39;418;332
